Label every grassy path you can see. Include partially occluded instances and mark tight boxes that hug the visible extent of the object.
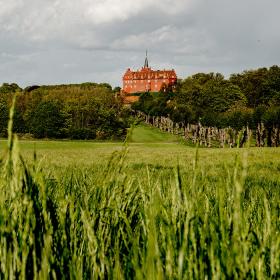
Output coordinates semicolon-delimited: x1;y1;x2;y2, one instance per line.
129;124;181;143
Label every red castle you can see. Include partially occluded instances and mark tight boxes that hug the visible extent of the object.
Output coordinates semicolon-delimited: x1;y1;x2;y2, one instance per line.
121;52;177;103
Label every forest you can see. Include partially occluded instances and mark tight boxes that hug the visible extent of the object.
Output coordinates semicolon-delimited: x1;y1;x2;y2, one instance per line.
133;65;280;130
0;83;130;139
0;65;279;140
132;65;280;146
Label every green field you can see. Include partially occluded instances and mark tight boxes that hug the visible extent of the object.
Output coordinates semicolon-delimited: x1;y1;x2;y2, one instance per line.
0;125;279;279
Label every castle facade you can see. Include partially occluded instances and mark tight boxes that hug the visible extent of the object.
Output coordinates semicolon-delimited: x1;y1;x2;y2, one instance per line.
121;52;177;103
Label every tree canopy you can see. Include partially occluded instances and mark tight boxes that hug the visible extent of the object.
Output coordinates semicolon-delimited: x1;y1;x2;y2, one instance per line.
0;83;131;139
133;65;280;129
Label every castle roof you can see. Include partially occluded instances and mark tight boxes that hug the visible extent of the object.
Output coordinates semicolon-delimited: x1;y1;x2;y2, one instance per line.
123;68;177;80
122;51;177;80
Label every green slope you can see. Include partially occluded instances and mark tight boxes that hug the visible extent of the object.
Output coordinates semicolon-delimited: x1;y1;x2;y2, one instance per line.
129;124;180;143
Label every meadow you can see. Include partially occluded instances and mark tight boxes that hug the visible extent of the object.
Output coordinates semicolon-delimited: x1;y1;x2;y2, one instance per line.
0;125;279;279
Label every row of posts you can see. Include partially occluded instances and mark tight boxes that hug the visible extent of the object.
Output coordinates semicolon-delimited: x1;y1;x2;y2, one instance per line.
136;111;279;148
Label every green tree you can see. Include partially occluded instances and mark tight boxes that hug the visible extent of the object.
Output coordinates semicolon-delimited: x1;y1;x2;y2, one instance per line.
0;83;22;93
0;99;9;136
27;101;69;138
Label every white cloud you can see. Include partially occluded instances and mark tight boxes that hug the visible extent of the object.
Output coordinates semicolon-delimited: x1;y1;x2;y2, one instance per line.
0;0;193;41
86;0;192;24
0;0;23;18
85;0;153;24
111;26;176;50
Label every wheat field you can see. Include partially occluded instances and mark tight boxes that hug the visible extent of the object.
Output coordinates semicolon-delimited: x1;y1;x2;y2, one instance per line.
0;124;279;279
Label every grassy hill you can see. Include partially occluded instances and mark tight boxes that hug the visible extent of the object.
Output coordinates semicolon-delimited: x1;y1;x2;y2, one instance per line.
128;124;181;143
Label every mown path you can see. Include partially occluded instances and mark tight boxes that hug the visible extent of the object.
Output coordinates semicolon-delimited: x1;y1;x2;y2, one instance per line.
129;124;180;143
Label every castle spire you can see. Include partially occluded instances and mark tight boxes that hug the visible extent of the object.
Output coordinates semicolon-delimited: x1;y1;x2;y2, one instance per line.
144;50;149;68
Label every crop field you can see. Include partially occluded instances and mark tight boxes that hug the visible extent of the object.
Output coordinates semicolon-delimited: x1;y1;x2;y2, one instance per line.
0;125;279;279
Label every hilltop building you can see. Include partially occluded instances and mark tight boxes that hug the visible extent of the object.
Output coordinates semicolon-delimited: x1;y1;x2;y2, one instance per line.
121;52;177;103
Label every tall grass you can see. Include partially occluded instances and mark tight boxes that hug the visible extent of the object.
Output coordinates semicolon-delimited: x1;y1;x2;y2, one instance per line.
0;105;279;279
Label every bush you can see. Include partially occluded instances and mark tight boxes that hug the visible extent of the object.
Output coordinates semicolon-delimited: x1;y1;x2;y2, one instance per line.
69;128;96;140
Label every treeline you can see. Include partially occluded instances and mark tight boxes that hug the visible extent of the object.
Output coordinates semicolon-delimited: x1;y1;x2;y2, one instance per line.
132;65;280;132
0;83;131;139
1;65;279;141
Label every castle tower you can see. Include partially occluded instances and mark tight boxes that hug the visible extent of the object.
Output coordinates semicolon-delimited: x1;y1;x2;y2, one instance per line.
144;50;149;68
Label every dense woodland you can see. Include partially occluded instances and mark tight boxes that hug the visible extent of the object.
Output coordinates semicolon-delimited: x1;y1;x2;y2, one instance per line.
0;65;279;141
0;83;130;139
132;65;280;146
133;65;280;128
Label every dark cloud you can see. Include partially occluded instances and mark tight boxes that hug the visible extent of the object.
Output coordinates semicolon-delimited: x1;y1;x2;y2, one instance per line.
0;0;279;87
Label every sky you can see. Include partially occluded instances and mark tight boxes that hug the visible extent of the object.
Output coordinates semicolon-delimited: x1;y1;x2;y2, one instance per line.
0;0;279;88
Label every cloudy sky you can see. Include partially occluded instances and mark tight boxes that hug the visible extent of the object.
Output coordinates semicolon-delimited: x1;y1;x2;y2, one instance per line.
0;0;279;87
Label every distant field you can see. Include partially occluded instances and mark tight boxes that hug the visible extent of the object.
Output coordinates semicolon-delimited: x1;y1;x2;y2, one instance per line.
0;124;279;278
1;125;279;177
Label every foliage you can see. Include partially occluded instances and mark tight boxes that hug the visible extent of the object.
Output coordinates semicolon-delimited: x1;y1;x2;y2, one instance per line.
230;65;280;108
133;66;280;129
0;82;22;94
132;91;173;116
0;99;9;136
27;100;69;138
0;83;131;140
222;105;254;130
